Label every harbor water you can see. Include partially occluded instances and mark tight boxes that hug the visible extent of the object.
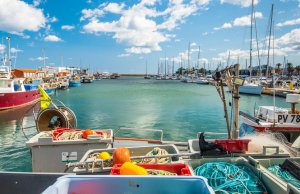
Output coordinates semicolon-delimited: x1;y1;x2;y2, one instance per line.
0;77;288;172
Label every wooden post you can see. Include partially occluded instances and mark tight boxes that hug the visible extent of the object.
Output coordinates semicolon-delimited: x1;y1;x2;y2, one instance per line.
220;79;231;139
233;64;240;139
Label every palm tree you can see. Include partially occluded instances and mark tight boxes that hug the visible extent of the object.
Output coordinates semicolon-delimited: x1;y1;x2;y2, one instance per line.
276;63;282;74
295;65;300;75
287;62;294;77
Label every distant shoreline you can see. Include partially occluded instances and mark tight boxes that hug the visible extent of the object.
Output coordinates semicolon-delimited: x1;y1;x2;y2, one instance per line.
119;74;147;76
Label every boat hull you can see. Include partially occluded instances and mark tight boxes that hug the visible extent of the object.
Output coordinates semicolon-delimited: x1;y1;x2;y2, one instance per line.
45;88;56;96
69;81;81;87
0;90;40;110
240;115;300;142
239;85;262;95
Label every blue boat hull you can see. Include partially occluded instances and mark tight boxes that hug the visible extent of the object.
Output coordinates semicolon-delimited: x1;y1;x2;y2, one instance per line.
45;88;56;96
69;81;81;87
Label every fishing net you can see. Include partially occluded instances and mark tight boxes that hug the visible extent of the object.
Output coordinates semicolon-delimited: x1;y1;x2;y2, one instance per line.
194;162;267;194
268;165;300;189
240;132;293;155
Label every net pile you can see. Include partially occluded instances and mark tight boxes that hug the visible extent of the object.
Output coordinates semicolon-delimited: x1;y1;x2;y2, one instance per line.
268;165;300;189
194;162;267;194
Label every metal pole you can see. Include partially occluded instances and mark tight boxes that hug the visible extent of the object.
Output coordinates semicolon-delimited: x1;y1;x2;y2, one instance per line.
233;64;240;139
6;36;11;68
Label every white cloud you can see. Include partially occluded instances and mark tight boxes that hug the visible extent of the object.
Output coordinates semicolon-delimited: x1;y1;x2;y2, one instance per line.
81;0;210;54
11;48;22;53
277;18;300;27
125;47;152;54
33;0;44;7
276;28;300;48
220;0;259;7
0;0;46;35
61;25;75;30
214;12;263;31
214;22;232;30
80;8;104;21
44;35;62;42
30;56;48;61
49;17;58;23
103;3;125;14
0;44;5;53
118;53;130;57
233;12;263;26
190;42;197;46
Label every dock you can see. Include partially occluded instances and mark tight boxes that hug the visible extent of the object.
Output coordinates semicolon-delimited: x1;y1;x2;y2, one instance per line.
262;87;300;98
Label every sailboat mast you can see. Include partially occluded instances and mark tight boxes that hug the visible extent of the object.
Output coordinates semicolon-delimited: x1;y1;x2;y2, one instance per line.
249;0;254;79
188;42;190;72
266;4;274;78
146;61;148;76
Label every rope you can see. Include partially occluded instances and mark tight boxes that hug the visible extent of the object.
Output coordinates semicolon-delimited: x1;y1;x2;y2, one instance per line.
268;165;300;189
194;162;267;194
140;147;170;164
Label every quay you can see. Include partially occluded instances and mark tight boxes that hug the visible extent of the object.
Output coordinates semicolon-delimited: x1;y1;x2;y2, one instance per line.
262;87;300;98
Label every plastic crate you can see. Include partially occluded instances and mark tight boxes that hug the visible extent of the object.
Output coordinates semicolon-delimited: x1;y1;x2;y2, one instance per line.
214;139;250;153
42;175;214;194
26;129;113;173
250;157;300;194
110;163;193;176
52;128;109;140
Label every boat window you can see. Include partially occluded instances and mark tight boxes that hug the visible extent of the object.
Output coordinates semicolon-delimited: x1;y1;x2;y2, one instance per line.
0;80;11;88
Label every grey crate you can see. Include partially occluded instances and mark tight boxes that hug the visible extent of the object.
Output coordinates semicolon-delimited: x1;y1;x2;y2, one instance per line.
26;129;113;173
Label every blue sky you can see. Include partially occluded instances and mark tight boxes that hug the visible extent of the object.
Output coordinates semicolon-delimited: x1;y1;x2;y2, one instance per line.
0;0;300;73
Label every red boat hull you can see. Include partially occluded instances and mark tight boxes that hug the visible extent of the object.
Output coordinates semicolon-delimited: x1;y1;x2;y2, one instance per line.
0;90;40;110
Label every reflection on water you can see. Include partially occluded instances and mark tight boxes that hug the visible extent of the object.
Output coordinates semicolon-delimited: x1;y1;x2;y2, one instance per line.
0;77;290;172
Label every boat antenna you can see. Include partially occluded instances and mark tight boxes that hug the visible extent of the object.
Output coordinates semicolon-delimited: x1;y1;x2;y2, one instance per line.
13;44;19;69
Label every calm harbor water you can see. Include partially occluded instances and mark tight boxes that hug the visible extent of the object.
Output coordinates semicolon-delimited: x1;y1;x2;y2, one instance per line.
0;76;288;172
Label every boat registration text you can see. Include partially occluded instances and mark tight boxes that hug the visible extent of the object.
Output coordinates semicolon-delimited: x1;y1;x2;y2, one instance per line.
277;114;300;124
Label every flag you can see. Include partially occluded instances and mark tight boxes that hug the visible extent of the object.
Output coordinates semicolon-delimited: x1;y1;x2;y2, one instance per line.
38;85;51;109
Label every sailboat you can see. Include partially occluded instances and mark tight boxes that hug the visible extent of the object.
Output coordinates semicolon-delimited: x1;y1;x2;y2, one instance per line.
236;0;262;95
144;61;150;79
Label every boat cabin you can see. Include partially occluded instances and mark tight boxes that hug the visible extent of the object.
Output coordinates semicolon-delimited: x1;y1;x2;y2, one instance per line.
0;78;26;93
255;106;289;122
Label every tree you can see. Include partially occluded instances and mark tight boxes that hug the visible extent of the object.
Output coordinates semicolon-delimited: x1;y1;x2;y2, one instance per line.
287;62;294;77
276;63;282;74
295;65;300;75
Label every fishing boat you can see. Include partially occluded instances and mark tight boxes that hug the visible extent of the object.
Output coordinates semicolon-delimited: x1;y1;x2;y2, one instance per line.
240;93;300;143
81;75;94;83
0;37;40;110
196;77;209;85
69;75;81;87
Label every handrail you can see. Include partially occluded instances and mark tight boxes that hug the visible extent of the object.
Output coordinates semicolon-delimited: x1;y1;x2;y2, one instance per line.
196;132;228;138
67;152;196;169
114;127;164;142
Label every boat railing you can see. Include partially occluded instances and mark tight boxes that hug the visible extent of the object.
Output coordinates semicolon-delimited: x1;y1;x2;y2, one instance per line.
113;127;164;143
66;152;196;172
196;132;228;139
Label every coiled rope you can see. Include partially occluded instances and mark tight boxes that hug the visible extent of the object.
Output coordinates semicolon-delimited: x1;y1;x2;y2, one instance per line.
194;162;267;194
268;165;300;189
